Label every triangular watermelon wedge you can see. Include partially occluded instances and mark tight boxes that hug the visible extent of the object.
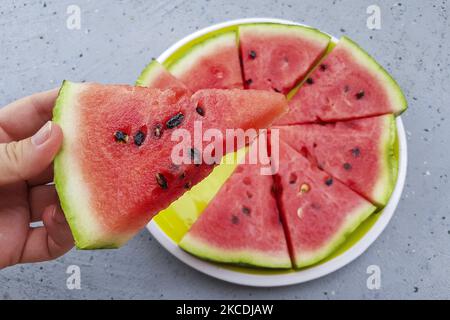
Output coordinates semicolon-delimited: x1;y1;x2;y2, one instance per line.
167;31;243;91
273;140;376;268
275;36;407;125
53;82;287;249
239;23;330;94
275;114;397;207
180;149;292;269
136;60;189;91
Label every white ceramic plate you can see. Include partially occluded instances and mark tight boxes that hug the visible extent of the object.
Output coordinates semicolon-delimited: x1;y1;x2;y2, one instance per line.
146;18;408;287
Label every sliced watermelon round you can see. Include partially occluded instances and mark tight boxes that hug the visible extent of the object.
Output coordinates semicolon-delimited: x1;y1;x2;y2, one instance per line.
136;60;189;91
53;81;287;249
273;140;376;268
180;155;291;269
276;114;397;207
239;23;330;94
167;31;243;91
275;36;407;125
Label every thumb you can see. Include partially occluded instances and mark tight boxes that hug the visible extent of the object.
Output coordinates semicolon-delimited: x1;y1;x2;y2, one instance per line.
0;121;63;186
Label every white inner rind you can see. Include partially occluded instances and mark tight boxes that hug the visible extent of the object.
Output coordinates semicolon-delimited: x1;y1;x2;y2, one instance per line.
372;115;396;206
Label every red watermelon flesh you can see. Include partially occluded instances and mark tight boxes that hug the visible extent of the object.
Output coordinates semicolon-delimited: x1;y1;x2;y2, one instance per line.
53;82;287;249
168;31;243;91
275;114;397;207
239;23;330;94
136;60;189;91
179;148;291;269
275;36;407;125
272;140;376;268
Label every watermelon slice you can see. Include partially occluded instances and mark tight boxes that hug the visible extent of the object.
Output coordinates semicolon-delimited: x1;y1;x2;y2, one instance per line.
275;114;397;207
53;81;287;249
275;36;407;125
180;153;291;269
167;31;243;91
273;140;376;268
136;60;189;91
239;23;330;94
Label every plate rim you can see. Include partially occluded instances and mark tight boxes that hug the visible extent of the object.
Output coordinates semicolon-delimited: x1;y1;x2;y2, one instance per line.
146;17;408;287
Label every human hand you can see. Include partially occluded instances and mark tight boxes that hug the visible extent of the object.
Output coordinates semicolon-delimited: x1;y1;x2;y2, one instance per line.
0;89;74;269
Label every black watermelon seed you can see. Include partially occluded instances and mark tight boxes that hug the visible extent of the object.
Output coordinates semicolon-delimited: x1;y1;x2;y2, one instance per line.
355;90;365;99
155;173;168;189
231;215;240;225
195;105;205;117
166;112;185;129
152;124;163;139
245;78;253;86
179;172;186;180
184;182;192;190
343;163;352;171
320;64;327;71
273;87;281;93
325;178;333;186
306;78;314;85
249;50;257;59
242;206;251;216
114;131;128;143
133;130;146;146
351;147;361;157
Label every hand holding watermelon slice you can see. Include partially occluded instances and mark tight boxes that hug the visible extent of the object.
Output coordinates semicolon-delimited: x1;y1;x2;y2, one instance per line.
0;89;74;269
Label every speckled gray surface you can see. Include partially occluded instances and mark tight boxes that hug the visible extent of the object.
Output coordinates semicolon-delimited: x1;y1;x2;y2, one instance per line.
0;0;449;300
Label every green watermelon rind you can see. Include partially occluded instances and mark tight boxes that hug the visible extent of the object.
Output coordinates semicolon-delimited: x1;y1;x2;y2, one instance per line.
166;31;238;78
371;114;397;207
339;36;408;115
53;81;131;250
179;234;292;269
294;201;377;268
391;120;400;184
238;22;330;47
136;59;164;87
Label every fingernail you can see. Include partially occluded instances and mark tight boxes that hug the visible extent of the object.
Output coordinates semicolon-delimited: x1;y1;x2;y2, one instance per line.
31;121;52;146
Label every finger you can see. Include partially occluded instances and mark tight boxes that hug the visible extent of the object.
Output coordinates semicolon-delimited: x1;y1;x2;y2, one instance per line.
29;185;59;222
27;164;54;187
0;184;29;269
0;88;59;142
20;205;74;264
0;121;63;186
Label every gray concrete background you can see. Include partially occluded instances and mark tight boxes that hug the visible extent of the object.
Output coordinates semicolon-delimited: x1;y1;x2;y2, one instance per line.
0;0;448;299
